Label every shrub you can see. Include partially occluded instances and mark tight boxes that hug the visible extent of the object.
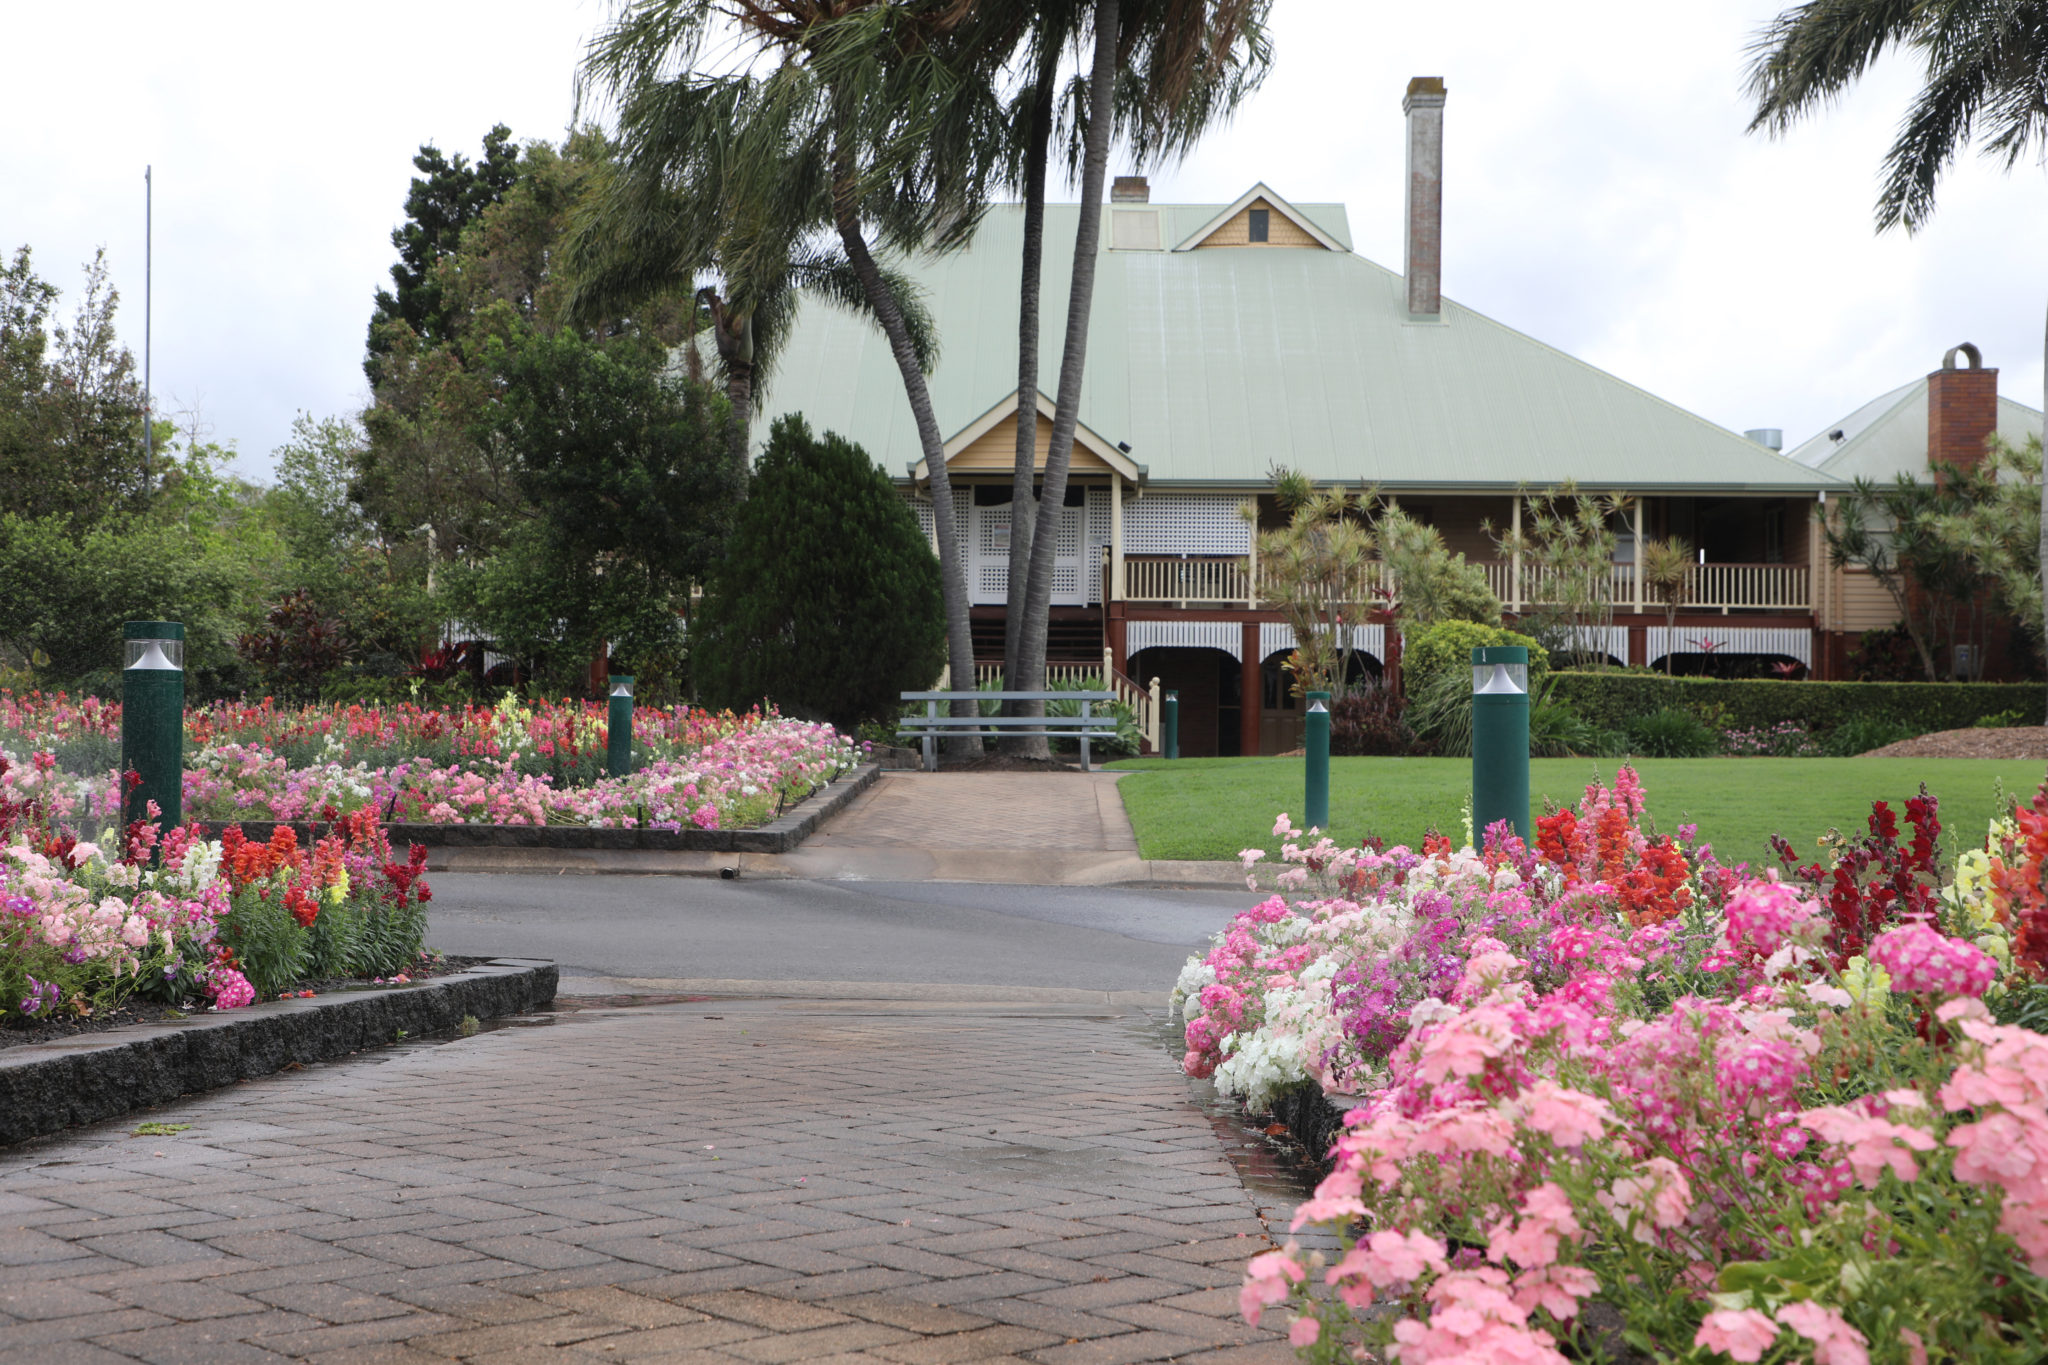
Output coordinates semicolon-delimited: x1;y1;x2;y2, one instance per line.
1330;680;1420;756
1529;695;1618;758
1821;714;1924;757
1622;707;1721;758
1547;671;2038;740
1401;620;1550;698
694;416;945;730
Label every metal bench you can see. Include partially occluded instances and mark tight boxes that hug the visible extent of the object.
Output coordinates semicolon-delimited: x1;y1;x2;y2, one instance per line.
897;691;1119;772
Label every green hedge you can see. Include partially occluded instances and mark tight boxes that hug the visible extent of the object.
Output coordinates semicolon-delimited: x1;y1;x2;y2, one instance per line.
1404;621;1551;696
1548;672;2040;737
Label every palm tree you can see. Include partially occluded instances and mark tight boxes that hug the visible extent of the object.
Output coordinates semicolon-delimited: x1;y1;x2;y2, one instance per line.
1003;0;1273;752
579;1;983;748
1639;536;1694;676
1746;0;2048;712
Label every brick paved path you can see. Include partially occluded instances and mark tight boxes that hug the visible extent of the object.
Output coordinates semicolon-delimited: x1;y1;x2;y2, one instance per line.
0;999;1294;1365
807;775;1135;853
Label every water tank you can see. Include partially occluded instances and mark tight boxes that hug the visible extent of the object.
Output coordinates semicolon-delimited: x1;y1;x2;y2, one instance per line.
1744;428;1784;451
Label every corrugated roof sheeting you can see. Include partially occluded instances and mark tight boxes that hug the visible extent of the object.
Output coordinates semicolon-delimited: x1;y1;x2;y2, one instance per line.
752;202;1836;492
1787;378;2044;485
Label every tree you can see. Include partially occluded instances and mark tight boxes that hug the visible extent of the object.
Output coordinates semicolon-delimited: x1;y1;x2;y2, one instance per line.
1638;536;1694;676
439;326;739;694
1374;502;1501;629
1002;0;1272;751
693;415;944;730
1490;482;1630;667
581;0;990;750
1248;469;1375;697
1746;0;2048;710
364;125;519;384
0;247;150;522
1930;434;2045;667
1821;471;1986;680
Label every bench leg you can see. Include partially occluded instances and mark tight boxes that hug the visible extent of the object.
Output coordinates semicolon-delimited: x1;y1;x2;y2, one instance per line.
1080;701;1092;772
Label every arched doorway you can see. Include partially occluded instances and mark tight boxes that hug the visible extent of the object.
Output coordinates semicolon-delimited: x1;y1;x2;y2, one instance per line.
1257;650;1383;754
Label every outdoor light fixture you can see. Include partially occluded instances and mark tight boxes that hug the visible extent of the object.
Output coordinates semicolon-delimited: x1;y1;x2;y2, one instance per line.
1163;690;1180;760
1470;645;1530;841
1304;693;1331;831
122;621;185;832
607;675;635;779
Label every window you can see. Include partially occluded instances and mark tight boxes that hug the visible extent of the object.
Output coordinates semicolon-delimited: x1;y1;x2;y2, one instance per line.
1248;208;1270;243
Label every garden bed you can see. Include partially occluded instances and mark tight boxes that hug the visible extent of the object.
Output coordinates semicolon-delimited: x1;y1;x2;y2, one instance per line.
190;762;879;856
0;957;557;1145
1862;724;2048;759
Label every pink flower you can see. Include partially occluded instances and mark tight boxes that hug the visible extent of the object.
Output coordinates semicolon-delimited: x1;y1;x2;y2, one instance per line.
1511;1264;1597;1320
1802;1102;1938;1186
1695;1308;1779;1362
1869;922;1997;997
1775;1301;1869;1365
1599;1158;1691;1240
1326;1229;1449;1302
1287;1316;1319;1346
1239;1248;1303;1326
1517;1081;1614;1147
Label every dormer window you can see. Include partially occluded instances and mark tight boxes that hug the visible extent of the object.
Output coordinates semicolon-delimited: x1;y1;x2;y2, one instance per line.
1248;208;1270;243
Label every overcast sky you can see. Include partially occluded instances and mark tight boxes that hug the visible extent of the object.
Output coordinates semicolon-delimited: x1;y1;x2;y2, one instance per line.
6;1;2043;481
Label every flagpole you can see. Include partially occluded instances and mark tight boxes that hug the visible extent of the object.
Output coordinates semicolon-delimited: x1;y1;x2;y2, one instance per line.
144;165;153;491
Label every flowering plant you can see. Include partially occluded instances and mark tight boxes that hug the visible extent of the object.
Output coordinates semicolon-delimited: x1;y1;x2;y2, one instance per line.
1187;769;2048;1362
1;750;435;1022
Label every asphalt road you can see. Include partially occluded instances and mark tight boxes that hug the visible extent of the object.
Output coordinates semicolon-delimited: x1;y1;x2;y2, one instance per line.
425;875;1251;992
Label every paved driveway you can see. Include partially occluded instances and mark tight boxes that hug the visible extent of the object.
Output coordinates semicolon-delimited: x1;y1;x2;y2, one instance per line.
0;997;1295;1364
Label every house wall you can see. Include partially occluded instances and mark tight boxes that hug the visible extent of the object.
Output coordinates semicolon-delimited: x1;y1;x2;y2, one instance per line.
1193;198;1326;249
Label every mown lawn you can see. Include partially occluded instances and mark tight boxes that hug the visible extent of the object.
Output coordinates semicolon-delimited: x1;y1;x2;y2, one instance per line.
1107;756;2048;871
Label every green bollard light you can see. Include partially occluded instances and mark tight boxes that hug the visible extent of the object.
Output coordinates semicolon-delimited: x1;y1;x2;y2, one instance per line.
1162;690;1179;760
1471;645;1530;845
1305;690;1331;832
121;621;185;832
607;675;635;778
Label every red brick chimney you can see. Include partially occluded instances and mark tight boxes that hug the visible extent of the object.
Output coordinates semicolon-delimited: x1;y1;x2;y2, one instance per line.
1927;342;1998;482
1402;77;1446;319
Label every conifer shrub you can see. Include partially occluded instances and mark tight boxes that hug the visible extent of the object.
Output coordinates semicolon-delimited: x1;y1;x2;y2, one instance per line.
693;416;945;731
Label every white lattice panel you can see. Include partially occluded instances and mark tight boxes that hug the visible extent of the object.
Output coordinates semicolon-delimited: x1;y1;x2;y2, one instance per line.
1647;627;1811;667
1086;489;1110;606
1123;493;1252;555
1126;621;1242;660
908;494;934;546
1258;623;1386;663
1052;506;1083;600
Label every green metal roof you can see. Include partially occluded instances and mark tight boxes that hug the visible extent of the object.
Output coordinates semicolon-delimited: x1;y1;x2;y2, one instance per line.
754;197;1839;493
1786;378;2043;484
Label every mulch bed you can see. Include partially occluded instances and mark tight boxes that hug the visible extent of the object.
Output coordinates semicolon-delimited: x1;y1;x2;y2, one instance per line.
0;954;490;1053
1861;725;2048;760
937;754;1085;773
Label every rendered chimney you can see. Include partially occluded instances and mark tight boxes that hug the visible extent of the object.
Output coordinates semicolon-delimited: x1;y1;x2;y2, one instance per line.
1402;77;1446;319
1111;175;1150;203
1927;342;1999;482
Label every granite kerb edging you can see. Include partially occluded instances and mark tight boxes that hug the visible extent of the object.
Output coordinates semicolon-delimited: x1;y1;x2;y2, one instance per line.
0;959;559;1146
192;762;881;856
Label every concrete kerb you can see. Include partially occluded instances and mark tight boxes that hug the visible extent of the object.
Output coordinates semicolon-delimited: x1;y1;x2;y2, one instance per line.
0;957;559;1146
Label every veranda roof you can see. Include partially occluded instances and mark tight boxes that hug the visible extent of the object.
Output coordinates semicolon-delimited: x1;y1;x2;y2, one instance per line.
752;198;1837;494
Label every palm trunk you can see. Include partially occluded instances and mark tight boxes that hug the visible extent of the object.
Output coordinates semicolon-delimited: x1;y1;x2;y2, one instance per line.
999;40;1059;752
830;163;980;756
725;358;753;490
1015;0;1120;758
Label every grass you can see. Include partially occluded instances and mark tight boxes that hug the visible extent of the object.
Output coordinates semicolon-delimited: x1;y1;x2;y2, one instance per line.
1108;756;2048;871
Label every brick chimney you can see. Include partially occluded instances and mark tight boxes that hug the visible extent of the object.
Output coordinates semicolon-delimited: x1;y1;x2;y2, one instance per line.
1927;342;1998;482
1402;77;1446;319
1111;175;1150;203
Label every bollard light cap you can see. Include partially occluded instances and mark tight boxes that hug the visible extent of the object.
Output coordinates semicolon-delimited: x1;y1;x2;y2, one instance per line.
1471;645;1527;696
608;675;635;699
123;621;185;671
